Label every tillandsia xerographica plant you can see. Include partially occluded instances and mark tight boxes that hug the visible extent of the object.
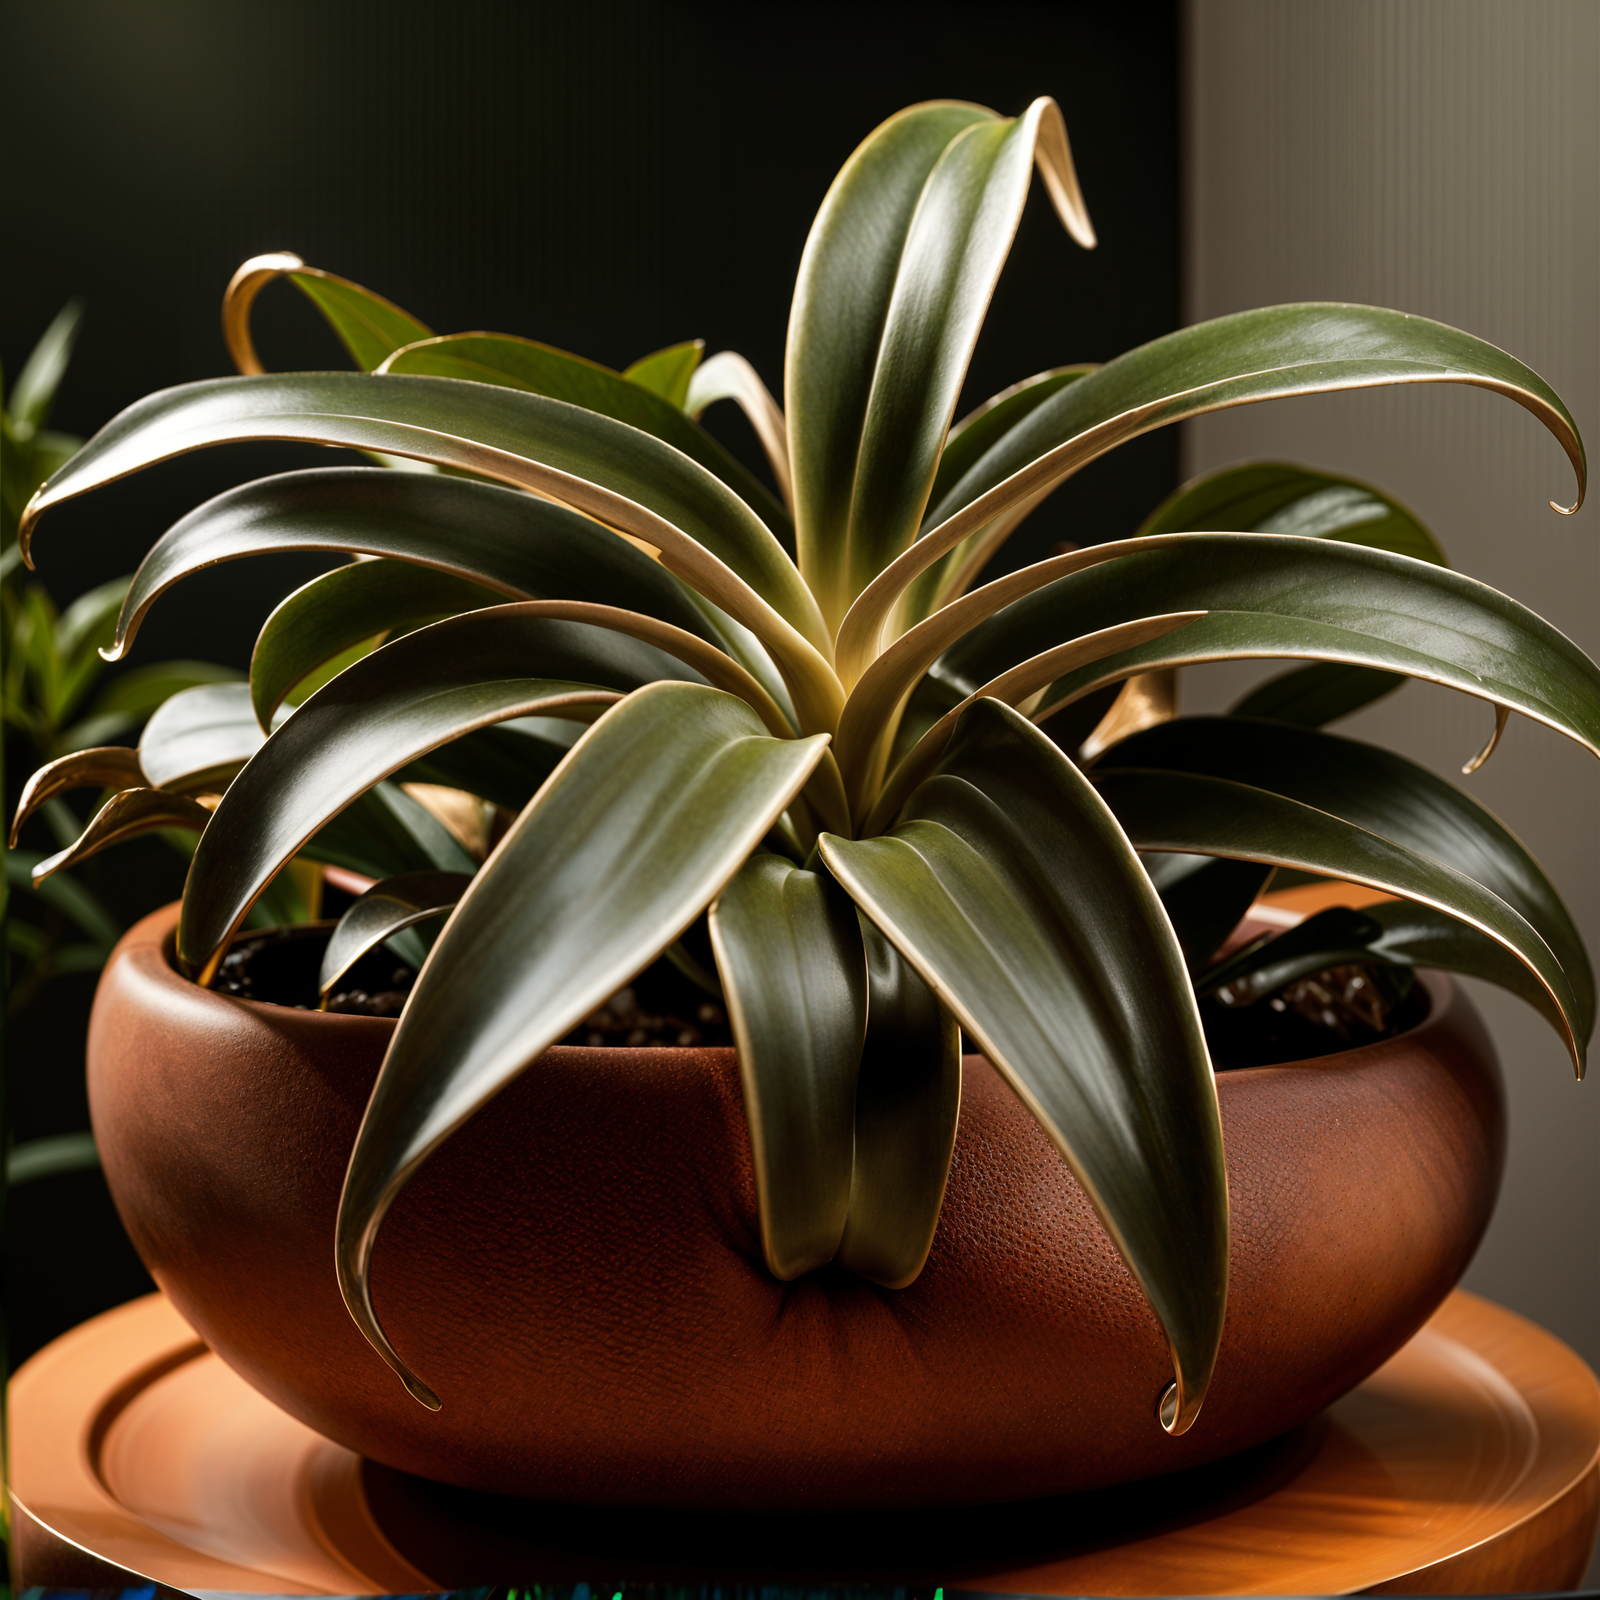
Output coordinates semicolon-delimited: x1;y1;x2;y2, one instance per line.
14;98;1598;1437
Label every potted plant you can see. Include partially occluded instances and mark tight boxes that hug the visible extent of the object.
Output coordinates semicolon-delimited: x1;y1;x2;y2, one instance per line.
13;96;1595;1509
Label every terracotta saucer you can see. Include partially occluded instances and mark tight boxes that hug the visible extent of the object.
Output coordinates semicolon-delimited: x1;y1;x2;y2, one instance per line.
9;1288;1598;1594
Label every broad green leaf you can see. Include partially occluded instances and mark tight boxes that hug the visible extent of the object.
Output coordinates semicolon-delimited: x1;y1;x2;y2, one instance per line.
290;272;434;372
11;299;85;434
787;101;996;625
11;745;146;844
107;466;724;668
821;700;1226;1433
708;853;866;1278
1229;662;1404;728
788;99;1093;627
20;372;839;733
684;351;793;511
1095;766;1585;1074
140;683;268;792
908;365;1095;616
178;606;711;978
383;334;790;540
250;557;503;728
1141;851;1277;971
1149;462;1450;729
836;304;1586;682
335;682;831;1407
623;339;704;408
222;253;433;375
836;914;961;1287
1138;462;1448;564
31;787;212;883
319;871;472;998
306;780;474;883
396;718;577;814
1098;714;1595;1045
931;536;1600;768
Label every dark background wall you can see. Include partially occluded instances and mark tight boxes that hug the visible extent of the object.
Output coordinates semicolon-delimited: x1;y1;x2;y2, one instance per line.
2;0;1179;1360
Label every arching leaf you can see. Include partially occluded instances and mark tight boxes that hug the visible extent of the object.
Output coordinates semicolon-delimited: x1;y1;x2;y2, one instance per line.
178;607;711;978
931;537;1600;769
336;682;830;1408
821;699;1225;1435
837;304;1586;681
11;745;146;844
251;558;503;729
19;372;840;733
787;98;1093;628
383;334;789;539
319;871;472;998
108;466;725;667
708;853;866;1279
836;914;961;1288
1098;714;1595;1045
1095;766;1585;1074
222;253;433;375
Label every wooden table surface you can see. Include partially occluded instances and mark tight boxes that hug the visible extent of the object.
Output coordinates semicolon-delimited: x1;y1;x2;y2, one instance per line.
10;1288;1599;1594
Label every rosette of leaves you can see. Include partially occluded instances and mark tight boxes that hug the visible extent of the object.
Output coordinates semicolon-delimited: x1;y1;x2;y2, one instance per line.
16;98;1597;1436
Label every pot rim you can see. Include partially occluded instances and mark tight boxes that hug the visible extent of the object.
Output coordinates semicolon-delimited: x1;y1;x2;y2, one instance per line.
143;901;1450;1074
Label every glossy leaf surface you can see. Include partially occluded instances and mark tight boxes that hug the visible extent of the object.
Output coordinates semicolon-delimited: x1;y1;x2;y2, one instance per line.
109;466;722;665
383;334;788;536
251;558;503;728
140;683;268;792
18;373;839;732
179;608;708;977
839;303;1585;675
11;745;146;845
787;99;1092;626
1096;766;1585;1073
1202;900;1571;1048
821;700;1226;1433
837;915;961;1287
1137;462;1448;563
1098;715;1595;1045
32;787;211;883
787;100;994;623
319;871;472;997
709;853;867;1278
337;683;830;1406
622;339;703;408
1147;462;1449;726
934;536;1600;764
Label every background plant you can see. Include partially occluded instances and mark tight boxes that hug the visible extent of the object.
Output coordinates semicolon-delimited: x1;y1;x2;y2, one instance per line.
15;97;1596;1436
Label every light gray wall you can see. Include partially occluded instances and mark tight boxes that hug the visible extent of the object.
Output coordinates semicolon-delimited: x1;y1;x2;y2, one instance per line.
1183;0;1599;1471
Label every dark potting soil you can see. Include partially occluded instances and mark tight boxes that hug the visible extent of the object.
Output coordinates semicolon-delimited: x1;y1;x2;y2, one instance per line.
1201;961;1428;1070
215;924;1422;1068
212;924;734;1047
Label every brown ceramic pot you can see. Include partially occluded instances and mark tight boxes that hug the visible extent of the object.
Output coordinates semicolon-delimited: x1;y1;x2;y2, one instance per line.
88;901;1505;1511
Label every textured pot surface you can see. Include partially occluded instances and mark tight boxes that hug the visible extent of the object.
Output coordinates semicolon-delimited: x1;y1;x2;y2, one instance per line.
89;903;1505;1511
